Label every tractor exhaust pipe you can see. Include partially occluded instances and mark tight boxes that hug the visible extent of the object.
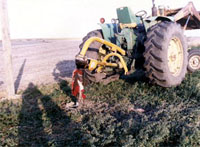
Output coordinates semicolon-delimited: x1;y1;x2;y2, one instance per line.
152;0;157;16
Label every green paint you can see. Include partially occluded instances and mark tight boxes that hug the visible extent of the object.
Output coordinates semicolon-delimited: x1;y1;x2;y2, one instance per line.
117;7;140;24
98;23;119;45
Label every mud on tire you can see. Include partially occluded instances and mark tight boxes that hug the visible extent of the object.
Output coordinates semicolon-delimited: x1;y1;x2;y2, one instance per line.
144;21;188;87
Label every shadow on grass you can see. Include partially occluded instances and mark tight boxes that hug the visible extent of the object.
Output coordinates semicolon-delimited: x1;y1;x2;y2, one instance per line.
18;83;49;146
121;69;148;84
18;82;88;146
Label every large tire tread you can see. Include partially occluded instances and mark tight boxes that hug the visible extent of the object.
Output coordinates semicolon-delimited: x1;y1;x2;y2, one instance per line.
144;21;188;87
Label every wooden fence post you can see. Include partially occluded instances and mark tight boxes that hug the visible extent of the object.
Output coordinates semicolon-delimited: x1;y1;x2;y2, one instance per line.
0;0;15;98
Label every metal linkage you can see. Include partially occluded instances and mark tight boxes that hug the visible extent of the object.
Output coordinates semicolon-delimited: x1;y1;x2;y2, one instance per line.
76;37;128;74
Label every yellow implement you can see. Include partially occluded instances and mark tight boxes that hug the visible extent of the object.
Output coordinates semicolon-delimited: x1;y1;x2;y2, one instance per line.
79;37;126;56
77;37;128;75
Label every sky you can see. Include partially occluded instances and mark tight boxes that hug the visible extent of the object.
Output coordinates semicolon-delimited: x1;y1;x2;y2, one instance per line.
1;0;200;39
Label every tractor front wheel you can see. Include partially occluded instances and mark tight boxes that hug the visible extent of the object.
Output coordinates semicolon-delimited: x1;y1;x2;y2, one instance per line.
188;49;200;72
144;21;188;87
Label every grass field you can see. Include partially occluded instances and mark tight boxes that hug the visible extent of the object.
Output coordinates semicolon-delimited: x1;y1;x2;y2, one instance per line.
0;71;200;146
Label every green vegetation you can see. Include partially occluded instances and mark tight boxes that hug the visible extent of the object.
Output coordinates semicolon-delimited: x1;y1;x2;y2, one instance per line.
0;72;200;146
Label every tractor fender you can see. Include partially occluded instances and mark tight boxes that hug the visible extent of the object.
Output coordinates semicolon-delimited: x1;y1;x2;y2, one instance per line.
145;16;174;23
144;16;174;31
155;16;174;22
98;23;120;45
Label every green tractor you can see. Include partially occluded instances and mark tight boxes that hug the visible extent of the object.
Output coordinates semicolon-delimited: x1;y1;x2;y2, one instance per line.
76;1;200;87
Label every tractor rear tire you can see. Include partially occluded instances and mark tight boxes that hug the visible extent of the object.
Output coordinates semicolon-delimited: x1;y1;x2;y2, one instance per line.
144;21;188;87
79;30;103;59
79;30;119;84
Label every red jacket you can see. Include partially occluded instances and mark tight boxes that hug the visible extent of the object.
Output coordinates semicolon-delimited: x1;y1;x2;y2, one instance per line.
71;69;86;99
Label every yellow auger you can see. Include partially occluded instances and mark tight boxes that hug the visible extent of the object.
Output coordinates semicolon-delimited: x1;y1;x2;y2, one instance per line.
76;37;128;75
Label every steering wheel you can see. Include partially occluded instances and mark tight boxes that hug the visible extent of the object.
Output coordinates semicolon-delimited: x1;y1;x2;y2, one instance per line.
135;10;147;19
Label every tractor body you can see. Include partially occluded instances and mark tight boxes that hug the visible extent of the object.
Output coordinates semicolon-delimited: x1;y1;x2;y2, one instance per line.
99;7;173;50
76;2;200;87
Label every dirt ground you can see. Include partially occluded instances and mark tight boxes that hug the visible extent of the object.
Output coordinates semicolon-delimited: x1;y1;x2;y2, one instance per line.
0;39;81;93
